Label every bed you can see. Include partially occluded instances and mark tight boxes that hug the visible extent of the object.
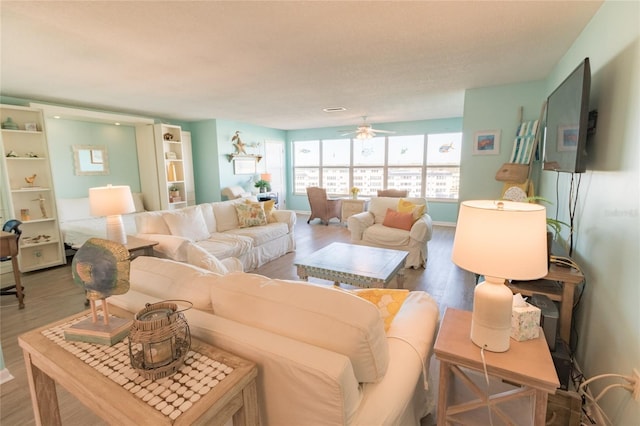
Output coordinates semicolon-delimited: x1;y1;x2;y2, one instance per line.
57;193;147;249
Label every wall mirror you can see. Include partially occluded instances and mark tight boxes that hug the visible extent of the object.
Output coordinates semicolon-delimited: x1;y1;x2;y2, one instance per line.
73;145;110;175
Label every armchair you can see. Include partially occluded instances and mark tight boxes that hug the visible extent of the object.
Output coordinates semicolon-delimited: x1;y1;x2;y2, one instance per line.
221;185;251;200
377;189;408;197
347;197;432;268
306;187;342;225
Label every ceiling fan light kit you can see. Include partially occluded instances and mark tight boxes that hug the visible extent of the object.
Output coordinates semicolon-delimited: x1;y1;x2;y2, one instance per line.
340;116;395;139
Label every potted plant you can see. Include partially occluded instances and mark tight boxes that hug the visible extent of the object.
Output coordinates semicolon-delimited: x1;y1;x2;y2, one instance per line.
168;185;180;201
526;196;569;262
254;179;270;193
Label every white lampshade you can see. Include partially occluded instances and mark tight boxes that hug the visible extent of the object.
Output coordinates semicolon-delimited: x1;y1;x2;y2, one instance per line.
89;185;135;244
452;200;548;352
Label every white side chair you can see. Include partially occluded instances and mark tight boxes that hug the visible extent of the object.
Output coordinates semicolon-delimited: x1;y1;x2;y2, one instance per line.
221;186;251;200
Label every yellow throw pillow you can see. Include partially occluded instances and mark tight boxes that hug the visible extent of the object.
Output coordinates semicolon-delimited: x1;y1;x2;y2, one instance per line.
397;198;425;222
245;199;276;223
353;289;409;332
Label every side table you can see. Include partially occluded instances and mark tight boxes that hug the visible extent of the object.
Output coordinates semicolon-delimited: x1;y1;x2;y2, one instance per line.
341;198;368;223
125;235;159;258
19;310;259;426
434;308;559;425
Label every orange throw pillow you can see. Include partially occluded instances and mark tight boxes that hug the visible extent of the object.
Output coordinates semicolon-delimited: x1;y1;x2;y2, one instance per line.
382;208;413;231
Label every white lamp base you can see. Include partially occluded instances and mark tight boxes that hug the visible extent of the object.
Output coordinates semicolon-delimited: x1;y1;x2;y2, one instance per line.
105;215;127;245
471;276;513;352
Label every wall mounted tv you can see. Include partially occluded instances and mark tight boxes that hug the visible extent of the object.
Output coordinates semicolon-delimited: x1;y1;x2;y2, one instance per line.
543;57;591;173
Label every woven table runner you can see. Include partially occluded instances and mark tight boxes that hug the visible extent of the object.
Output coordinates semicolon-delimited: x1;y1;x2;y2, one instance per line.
42;314;233;421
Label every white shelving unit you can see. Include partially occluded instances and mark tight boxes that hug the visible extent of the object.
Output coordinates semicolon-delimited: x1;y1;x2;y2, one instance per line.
135;123;190;211
0;104;65;272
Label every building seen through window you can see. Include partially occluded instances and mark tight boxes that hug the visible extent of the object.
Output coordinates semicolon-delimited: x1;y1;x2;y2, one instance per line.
293;132;461;200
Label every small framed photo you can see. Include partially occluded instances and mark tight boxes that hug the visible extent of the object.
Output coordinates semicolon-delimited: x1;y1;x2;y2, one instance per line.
165;151;177;160
557;125;578;152
233;158;257;175
25;122;38;131
90;149;104;164
473;130;501;155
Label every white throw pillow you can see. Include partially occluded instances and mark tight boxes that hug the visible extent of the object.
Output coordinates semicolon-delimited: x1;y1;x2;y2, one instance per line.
211;200;243;232
136;211;171;235
210;272;389;383
199;203;217;234
130;256;220;310
163;207;210;242
186;243;229;275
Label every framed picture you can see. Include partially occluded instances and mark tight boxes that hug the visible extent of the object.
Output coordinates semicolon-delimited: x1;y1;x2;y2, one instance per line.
473;130;501;155
233;158;257;175
557;125;578;152
90;149;104;164
165;151;177;160
25;122;38;131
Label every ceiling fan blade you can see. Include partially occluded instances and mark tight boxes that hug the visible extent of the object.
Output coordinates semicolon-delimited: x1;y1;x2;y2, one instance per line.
370;129;395;134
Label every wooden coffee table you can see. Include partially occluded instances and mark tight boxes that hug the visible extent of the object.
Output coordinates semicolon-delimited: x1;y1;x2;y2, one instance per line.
294;242;408;289
19;310;259;426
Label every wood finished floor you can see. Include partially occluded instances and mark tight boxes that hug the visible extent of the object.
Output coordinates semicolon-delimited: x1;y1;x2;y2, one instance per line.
0;214;474;425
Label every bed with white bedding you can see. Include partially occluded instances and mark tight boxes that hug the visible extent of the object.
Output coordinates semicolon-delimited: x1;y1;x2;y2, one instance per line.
57;193;147;249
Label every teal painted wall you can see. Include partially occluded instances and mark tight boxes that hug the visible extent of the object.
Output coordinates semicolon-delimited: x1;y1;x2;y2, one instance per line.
189;119;286;203
538;2;638;424
284;117;463;223
46;119;141;198
460;80;546;205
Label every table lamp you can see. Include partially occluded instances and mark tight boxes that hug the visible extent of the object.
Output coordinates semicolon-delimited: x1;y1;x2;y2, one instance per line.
452;200;548;352
89;185;135;245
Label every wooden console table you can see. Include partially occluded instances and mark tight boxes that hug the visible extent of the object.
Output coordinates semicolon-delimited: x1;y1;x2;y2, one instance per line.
19;310;259;426
435;308;559;425
508;261;584;344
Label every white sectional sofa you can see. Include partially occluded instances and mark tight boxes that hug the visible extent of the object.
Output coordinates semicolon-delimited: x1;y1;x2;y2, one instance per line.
109;256;440;426
134;197;296;271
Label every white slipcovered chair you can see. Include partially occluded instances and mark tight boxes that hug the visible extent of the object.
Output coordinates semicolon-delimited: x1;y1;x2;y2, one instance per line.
221;185;251;200
347;197;432;269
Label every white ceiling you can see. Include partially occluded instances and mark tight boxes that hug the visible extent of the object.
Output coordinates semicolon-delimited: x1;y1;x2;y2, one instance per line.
1;1;602;130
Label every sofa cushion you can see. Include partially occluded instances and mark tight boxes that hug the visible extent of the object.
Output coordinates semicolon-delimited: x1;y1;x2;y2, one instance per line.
364;223;412;248
163;207;210;241
199;203;217;234
136;211;171;235
210;272;389;383
353;289;409;332
212;199;243;232
234;202;268;228
186;243;229;275
130;256;219;310
382;208;414;231
224;222;289;247
196;233;254;260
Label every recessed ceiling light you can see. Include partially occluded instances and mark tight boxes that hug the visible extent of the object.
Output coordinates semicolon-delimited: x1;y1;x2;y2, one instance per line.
323;107;347;113
114;122;121;126
53;115;61;119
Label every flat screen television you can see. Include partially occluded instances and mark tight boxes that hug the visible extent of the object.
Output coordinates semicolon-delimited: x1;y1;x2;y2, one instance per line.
543;57;591;173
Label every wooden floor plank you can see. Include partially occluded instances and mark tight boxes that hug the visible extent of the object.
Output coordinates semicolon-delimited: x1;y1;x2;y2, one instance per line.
1;214;473;425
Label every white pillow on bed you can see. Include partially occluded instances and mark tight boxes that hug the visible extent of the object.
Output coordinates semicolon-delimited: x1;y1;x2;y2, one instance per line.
131;192;145;212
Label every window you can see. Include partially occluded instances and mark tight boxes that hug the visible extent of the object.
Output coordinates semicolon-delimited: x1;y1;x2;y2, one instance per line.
293;132;462;200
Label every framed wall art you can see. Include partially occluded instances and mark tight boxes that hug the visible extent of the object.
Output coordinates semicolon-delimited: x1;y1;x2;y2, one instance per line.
473;130;501;155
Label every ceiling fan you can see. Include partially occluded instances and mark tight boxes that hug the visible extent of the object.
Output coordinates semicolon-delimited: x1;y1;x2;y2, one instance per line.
339;116;395;139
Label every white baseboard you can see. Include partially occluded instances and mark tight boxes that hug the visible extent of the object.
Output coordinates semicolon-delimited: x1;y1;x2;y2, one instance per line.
433;221;456;227
0;368;15;384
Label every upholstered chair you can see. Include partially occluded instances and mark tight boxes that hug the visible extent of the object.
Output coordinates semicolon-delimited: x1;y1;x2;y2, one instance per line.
221;186;251;200
377;189;408;198
306;187;342;225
